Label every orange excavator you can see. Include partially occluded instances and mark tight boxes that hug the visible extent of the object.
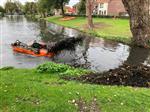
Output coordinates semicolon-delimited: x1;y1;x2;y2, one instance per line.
11;40;54;57
11;37;83;57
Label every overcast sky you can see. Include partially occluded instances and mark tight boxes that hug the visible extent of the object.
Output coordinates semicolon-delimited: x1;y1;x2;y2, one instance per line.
0;0;79;7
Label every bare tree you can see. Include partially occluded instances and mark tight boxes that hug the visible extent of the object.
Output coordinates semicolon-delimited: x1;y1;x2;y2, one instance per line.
86;0;94;29
122;0;150;48
54;0;70;17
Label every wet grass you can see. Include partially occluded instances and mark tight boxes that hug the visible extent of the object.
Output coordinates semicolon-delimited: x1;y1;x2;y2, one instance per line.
0;63;150;112
46;16;132;44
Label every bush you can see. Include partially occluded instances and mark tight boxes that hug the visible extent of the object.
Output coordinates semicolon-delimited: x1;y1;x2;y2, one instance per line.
36;62;71;73
36;62;89;76
64;14;129;19
0;66;14;70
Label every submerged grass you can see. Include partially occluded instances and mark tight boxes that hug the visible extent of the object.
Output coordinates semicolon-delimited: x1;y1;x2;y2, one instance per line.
46;16;132;44
0;62;150;112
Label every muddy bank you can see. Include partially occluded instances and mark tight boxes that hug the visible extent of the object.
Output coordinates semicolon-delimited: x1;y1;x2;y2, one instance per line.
63;64;150;88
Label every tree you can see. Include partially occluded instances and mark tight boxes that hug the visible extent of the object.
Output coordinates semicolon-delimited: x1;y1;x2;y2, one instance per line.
0;6;5;13
0;6;5;16
14;1;23;14
37;0;53;18
5;1;17;15
5;0;23;15
76;0;86;15
37;0;69;17
122;0;150;48
126;47;150;65
37;0;48;17
86;0;94;29
24;2;38;15
53;0;70;16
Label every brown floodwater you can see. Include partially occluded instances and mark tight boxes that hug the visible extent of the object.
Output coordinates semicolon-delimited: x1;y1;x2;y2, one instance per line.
0;16;150;72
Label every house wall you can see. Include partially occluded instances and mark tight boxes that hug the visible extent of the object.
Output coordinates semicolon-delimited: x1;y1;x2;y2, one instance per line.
108;0;126;16
97;3;108;15
95;0;127;16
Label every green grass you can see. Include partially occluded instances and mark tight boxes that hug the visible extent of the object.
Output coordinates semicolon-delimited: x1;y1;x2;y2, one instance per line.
0;63;150;112
46;16;132;44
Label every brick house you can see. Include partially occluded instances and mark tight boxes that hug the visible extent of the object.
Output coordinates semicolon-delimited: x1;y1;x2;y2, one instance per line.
94;0;128;16
65;6;76;14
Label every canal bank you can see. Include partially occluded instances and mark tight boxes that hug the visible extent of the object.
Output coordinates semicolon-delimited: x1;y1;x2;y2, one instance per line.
1;62;150;112
46;16;132;44
1;16;150;112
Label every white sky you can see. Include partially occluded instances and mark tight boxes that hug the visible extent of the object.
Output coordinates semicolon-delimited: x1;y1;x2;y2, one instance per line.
0;0;79;7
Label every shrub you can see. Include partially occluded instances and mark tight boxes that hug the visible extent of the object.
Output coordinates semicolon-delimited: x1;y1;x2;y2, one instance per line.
36;62;71;73
36;62;89;76
0;66;14;70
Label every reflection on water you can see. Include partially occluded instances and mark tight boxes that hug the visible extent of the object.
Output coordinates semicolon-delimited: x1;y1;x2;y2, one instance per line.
0;16;150;72
126;47;150;65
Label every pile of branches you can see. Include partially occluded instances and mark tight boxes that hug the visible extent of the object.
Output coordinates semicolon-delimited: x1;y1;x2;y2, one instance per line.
48;37;83;53
64;64;150;88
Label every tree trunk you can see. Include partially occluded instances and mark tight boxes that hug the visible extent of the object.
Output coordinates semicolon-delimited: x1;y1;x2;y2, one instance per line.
61;0;65;17
40;12;42;18
86;0;94;29
43;12;46;18
61;5;65;17
126;47;150;65
122;0;150;48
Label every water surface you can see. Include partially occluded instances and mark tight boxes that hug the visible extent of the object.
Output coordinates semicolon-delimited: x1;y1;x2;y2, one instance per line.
0;16;150;72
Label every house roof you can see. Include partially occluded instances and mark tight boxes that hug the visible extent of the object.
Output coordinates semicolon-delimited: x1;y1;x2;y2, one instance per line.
65;6;76;13
96;0;110;3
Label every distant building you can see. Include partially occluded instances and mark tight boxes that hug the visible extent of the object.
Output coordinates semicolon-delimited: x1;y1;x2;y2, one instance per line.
65;6;76;14
94;0;128;16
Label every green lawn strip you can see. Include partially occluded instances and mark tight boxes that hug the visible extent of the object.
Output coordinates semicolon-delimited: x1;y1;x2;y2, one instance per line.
0;63;150;112
46;16;132;44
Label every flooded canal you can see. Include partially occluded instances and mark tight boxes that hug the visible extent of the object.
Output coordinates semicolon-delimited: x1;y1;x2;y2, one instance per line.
0;16;150;72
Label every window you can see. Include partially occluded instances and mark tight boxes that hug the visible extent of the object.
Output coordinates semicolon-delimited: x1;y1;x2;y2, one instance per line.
104;10;106;15
100;3;104;8
95;5;98;9
99;11;102;15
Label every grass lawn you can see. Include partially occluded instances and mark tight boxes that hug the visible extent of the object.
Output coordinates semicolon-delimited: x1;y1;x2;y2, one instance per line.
0;63;150;112
46;16;132;44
